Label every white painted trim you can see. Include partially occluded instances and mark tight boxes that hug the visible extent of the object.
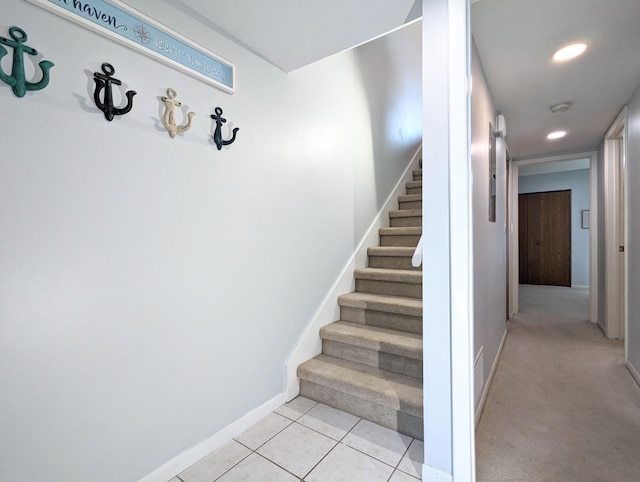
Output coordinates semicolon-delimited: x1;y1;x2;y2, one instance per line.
422;464;454;482
604;108;627;339
626;359;640;388
448;0;475;480
510;150;598;321
137;392;286;482
283;145;422;401
572;285;589;288
510;164;519;315
475;328;507;426
597;320;606;336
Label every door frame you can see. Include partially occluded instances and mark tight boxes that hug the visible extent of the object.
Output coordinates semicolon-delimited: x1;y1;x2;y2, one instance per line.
509;151;598;322
604;107;628;342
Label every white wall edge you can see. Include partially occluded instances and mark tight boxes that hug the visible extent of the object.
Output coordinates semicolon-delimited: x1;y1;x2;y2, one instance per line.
136;392;286;482
422;464;453;482
597;320;606;336
626;359;640;388
283;145;423;401
572;285;589;288
475;328;507;426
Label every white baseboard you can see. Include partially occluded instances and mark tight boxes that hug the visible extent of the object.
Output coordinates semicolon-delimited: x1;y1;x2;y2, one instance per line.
626;359;640;388
597;320;606;336
475;328;507;426
284;145;423;400
137;393;286;482
422;464;453;482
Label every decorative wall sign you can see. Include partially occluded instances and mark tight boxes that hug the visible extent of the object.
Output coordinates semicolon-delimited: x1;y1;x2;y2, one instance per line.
211;107;239;150
93;62;136;121
161;88;195;138
26;0;235;93
0;25;54;97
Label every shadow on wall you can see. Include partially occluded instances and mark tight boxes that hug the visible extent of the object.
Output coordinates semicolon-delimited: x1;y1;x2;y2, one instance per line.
352;20;423;242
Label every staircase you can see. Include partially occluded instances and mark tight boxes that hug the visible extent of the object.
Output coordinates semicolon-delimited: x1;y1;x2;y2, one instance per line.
297;164;423;440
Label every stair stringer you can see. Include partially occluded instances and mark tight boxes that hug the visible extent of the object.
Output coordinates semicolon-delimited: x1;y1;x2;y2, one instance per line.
284;145;422;401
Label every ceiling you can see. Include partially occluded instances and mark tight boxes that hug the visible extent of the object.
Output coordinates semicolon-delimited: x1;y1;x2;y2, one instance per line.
140;0;640;162
472;0;640;160
168;0;420;73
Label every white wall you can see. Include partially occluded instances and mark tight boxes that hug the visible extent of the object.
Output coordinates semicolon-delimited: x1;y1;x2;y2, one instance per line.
471;41;507;409
0;2;422;481
519;169;591;286
626;82;640;374
597;140;606;324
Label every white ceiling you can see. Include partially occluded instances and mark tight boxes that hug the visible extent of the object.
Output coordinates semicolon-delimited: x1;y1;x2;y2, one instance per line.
169;0;420;73
134;1;640;162
472;0;640;160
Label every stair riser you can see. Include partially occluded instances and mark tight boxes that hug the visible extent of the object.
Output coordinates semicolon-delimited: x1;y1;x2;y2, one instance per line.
340;306;422;334
368;256;421;271
323;340;423;379
399;201;422;210
406;187;422;195
379;235;420;247
300;380;423;440
413;174;422;181
390;216;422;228
356;279;422;299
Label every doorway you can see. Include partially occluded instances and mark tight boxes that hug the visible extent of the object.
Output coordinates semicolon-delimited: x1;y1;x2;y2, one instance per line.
518;190;571;286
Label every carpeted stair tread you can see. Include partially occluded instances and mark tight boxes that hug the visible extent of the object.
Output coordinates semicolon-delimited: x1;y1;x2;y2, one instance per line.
398;194;422;203
297;354;423;417
389;209;422;218
354;267;421;284
367;246;416;257
406;181;422;190
379;227;421;236
338;292;422;316
320;321;422;360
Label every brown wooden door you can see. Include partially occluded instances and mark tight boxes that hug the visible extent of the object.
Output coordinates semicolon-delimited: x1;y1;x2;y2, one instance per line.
518;190;571;286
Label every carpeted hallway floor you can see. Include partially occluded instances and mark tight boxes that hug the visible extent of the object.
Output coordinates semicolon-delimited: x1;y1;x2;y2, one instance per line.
476;284;640;481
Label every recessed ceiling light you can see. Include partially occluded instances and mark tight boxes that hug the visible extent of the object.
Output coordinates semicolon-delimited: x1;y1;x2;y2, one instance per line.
552;42;588;62
547;130;567;140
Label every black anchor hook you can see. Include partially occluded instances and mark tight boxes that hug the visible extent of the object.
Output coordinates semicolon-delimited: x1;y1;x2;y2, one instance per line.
93;62;137;121
211;107;239;150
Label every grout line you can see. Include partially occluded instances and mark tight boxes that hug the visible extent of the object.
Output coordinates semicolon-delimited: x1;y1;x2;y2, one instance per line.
253;452;304;481
211;448;252;482
300;440;340;480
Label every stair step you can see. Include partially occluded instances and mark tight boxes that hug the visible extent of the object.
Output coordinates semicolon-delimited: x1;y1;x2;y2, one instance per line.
368;246;420;270
338;292;422;334
406;180;422;195
321;321;422;379
389;209;422;228
412;169;422;181
379;227;421;247
398;193;422;210
298;354;423;440
354;268;421;299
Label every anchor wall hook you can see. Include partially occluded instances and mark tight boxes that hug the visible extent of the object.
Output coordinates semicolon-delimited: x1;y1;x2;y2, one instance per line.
211;107;239;150
0;26;54;98
161;88;195;138
93;63;137;121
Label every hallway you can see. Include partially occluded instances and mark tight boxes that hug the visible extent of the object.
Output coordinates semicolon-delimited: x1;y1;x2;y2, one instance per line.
476;285;640;481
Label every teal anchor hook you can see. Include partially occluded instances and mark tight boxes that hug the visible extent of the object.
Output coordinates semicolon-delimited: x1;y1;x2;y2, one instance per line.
0;26;54;98
93;63;137;121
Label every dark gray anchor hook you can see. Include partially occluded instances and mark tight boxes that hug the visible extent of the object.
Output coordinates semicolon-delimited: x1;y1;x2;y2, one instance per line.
93;63;137;121
211;107;239;150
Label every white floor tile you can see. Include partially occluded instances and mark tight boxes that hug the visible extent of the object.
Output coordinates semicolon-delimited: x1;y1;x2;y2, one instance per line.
257;422;337;478
397;439;423;479
297;403;360;441
233;413;292;450
179;440;251;482
306;443;394;482
216;453;298;482
274;396;317;421
389;468;421;481
342;419;413;466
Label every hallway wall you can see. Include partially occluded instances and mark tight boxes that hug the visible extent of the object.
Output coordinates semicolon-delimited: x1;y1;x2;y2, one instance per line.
471;40;508;408
0;2;422;481
627;82;640;376
518;169;590;286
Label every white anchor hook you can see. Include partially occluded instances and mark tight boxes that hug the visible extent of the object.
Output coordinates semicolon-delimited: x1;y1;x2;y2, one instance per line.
161;87;195;138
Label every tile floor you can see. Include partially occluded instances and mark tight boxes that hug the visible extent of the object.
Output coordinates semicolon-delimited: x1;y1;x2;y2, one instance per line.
168;396;423;482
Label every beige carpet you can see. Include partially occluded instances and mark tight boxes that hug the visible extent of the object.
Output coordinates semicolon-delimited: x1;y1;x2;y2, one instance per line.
476;284;640;481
